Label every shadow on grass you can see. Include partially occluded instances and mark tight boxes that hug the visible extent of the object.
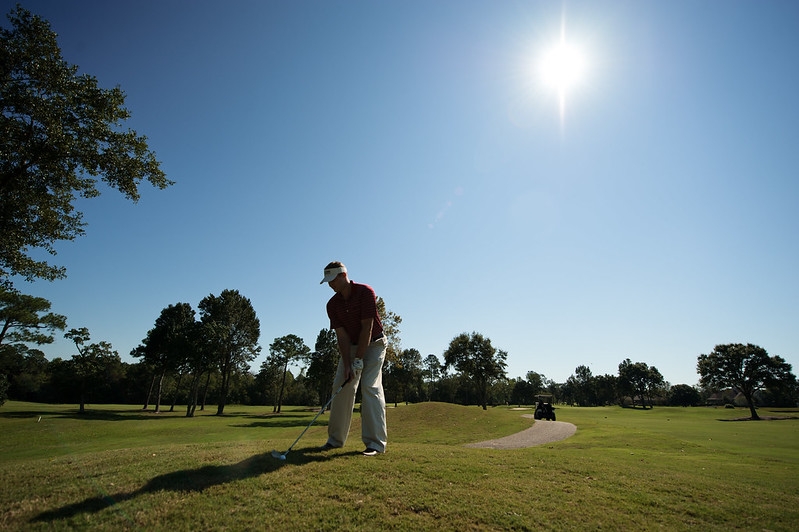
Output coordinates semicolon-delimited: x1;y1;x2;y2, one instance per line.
0;409;186;421
0;409;323;424
718;415;799;422
31;447;344;524
1;409;339;433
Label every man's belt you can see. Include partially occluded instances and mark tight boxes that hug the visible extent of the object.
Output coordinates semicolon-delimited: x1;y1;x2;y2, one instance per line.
352;334;385;347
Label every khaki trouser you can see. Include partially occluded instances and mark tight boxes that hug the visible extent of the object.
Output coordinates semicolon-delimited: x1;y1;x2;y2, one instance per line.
326;337;387;453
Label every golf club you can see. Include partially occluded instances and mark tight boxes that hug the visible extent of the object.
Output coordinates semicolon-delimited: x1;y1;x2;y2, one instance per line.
271;375;352;460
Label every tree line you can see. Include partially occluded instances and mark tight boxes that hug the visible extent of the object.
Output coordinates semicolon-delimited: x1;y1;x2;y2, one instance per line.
2;283;796;420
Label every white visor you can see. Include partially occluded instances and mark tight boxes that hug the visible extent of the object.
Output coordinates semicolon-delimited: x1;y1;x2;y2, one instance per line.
320;266;347;284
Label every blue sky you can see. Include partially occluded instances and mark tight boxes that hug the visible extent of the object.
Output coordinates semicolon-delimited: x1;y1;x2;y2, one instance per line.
8;0;798;386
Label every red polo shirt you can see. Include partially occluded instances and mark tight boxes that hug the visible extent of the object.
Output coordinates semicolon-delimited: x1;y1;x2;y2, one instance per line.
327;282;384;344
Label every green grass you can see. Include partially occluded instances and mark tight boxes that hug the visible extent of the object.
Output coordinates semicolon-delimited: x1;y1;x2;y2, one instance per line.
1;401;797;531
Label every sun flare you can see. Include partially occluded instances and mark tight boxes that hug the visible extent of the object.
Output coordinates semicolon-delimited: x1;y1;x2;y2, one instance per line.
536;20;587;128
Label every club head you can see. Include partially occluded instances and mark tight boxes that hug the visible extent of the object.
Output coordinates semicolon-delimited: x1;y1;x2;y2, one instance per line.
271;450;287;460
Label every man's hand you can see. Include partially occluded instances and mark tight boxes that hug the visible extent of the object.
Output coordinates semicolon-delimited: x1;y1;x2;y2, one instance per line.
352;358;364;372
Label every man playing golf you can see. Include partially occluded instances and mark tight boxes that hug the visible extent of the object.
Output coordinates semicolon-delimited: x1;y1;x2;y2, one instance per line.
320;261;387;456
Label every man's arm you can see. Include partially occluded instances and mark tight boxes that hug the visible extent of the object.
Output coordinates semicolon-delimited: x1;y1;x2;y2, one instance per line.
334;327;354;381
355;318;374;360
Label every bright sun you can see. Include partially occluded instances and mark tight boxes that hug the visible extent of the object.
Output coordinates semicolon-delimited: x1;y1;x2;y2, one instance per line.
537;22;587;127
541;42;585;93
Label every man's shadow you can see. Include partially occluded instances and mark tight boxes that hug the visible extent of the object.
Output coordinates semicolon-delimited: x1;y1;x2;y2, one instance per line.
31;446;342;524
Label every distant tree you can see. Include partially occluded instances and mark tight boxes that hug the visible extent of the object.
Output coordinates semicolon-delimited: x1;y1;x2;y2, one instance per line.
510;371;549;406
618;359;664;409
376;297;402;365
305;329;339;408
130;348;157;409
668;384;701;407
198;289;260;415
510;377;532;406
526;371;546;396
569;365;596;406
225;369;256;405
490;378;513;406
545;380;563;402
423;354;442;401
376;297;402;403
0;6;171;283
0;372;8;405
393;348;423;404
0;287;66;346
184;327;217;417
698;343;795;420
0;344;49;401
269;334;310;413
594;374;619;406
443;332;508;410
761;378;798;408
64;327;122;413
560;378;577;405
281;370;313;406
257;354;283;411
433;373;462;404
122;360;155;406
44;356;70;402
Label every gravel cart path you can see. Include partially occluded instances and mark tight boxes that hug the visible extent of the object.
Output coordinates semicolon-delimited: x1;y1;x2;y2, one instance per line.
465;415;577;449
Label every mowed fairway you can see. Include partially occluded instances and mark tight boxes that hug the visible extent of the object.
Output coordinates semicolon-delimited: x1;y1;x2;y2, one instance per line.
1;401;797;531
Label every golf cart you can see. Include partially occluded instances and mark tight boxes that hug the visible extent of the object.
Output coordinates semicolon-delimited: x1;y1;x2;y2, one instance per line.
534;394;556;421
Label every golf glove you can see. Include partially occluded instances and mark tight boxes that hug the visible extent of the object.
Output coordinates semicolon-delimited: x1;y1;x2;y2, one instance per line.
352;358;364;372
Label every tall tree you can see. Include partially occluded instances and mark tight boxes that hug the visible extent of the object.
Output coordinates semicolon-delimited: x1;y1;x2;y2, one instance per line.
0;6;172;283
132;303;196;413
698;343;795;420
443;332;507;410
269;334;310;413
0;287;66;346
184;321;216;417
198;289;260;415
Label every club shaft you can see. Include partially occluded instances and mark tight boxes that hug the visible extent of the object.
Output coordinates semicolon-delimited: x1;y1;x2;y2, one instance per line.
281;376;351;455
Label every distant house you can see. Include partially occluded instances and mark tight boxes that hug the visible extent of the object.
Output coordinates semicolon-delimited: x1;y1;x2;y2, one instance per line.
705;389;737;406
705;393;725;406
